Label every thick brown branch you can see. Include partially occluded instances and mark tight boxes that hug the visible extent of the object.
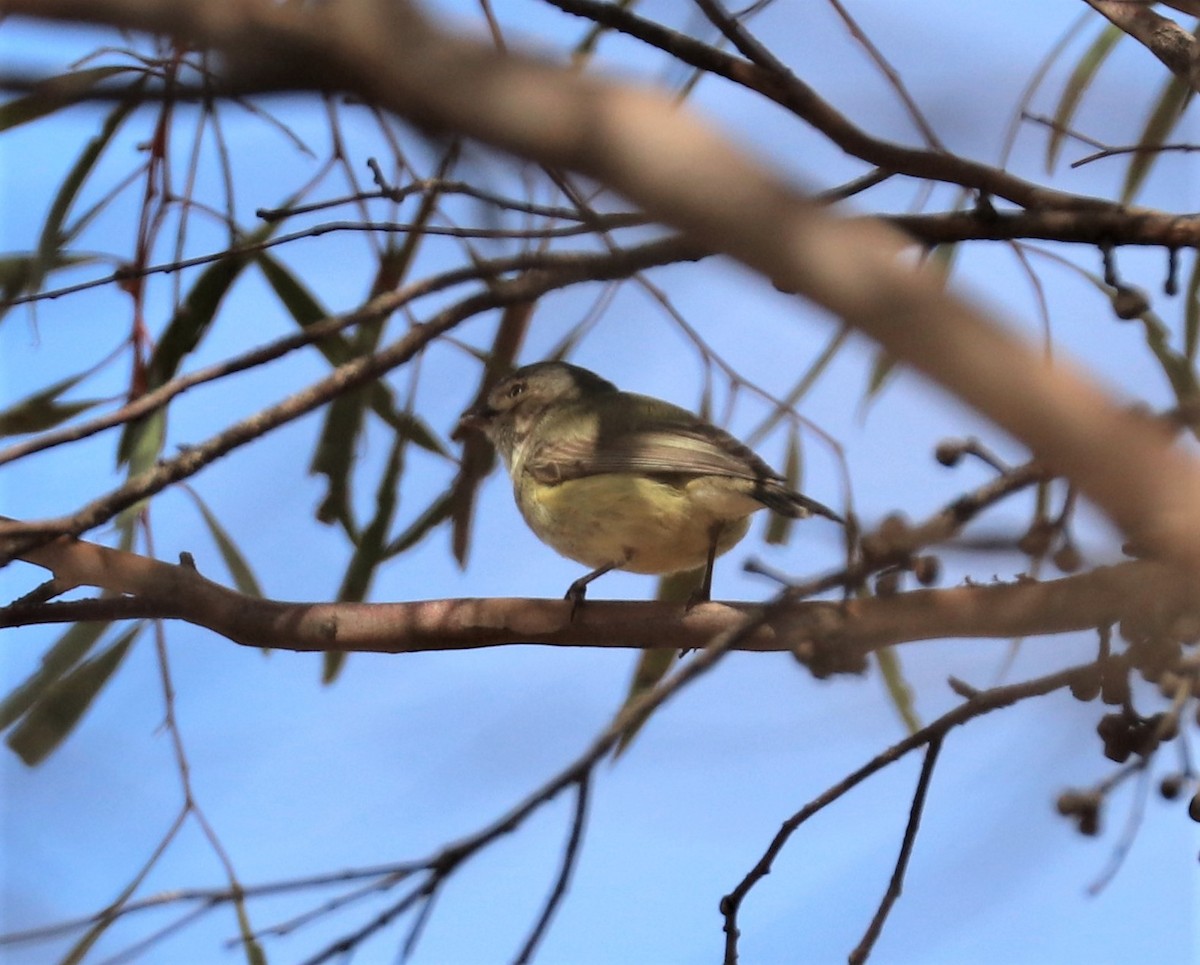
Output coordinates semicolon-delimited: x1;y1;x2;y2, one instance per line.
5;530;1197;660
885;209;1200;248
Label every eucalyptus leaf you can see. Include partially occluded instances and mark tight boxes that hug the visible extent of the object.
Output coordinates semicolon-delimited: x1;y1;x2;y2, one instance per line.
0;66;134;131
6;624;141;766
1046;24;1122;172
183;486;265;598
0;621;108;731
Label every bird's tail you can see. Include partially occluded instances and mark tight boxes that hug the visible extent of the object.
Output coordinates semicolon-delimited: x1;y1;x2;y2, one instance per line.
759;482;843;524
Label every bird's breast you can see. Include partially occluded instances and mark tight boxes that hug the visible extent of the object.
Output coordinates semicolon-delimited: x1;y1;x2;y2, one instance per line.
515;473;754;574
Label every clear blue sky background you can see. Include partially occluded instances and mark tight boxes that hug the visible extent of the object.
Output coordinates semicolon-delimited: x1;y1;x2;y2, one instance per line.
2;2;1198;963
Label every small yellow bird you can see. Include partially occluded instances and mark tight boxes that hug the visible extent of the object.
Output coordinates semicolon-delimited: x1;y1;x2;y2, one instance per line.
457;361;841;607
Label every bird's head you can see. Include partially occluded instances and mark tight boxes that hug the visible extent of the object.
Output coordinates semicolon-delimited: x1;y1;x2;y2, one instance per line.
456;361;616;457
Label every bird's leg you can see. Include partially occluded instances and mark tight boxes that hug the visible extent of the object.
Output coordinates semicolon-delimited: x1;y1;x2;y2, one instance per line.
565;553;629;619
685;525;722;609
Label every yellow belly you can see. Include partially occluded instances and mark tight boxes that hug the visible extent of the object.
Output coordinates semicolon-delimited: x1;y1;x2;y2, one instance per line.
515;473;756;574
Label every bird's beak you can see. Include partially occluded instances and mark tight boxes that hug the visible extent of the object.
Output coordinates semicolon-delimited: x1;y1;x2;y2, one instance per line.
453;404;493;441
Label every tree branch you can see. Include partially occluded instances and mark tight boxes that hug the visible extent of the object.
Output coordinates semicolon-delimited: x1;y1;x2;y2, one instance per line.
5;526;1196;661
1083;0;1200;91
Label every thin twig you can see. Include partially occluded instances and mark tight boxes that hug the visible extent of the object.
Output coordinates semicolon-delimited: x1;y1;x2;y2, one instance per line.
720;659;1105;964
512;772;592;964
848;735;944;964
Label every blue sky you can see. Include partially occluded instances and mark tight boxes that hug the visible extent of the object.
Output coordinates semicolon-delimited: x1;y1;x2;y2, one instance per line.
2;2;1198;963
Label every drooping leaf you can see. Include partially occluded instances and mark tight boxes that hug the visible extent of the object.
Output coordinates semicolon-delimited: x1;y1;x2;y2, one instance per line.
37;90;144;264
182;486;264;598
375;408;447;458
1185;250;1200;364
0;358;109;436
765;427;802;546
144;242;262;389
0;397;98;436
325;429;407;684
861;350;898;412
0;621;108;731
1046;24;1123;172
875;647;921;734
0;251;99;306
748;324;850;448
259;253;448;459
1121;73;1192;204
256;252;332;342
0;66;135;132
117;407;167;478
0;94;141;323
337;430;405;604
117;224;274;467
232;898;268;965
6;624;141;766
860;245;955;416
383;489;455;558
367;143;457;298
1077;270;1198;403
612;567;703;756
310;389;369;533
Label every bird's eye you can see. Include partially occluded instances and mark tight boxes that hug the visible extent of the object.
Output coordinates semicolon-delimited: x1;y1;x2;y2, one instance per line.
507;382;526;399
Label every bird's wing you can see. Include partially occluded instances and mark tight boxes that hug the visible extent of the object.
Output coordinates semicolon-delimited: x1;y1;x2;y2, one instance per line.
525;396;781;486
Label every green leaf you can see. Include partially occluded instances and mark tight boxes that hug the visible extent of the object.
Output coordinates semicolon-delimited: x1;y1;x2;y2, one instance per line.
117;225;273;467
256;253;331;338
1077;270;1198;403
748;323;850;448
0;360;106;436
310;390;369;532
861;350;898;410
0;93;140;323
38;91;143;264
259;253;448;462
145;249;256;389
326;430;407;684
765;428;802;546
1185;251;1200;364
233;898;268;965
6;624;141;766
117;407;167;476
860;246;954;416
876;647;921;734
613;648;675;758
375;408;448;458
182;486;264;598
321;650;346;685
0;397;98;436
383;489;454;558
1047;24;1123;173
337;432;404;603
0;66;134;131
1121;73;1192;204
0;251;98;304
612;568;702;756
0;621;108;731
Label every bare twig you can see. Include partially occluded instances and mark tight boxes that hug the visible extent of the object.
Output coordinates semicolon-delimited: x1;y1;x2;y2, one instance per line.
512;773;592;964
720;659;1109;963
848;735;944;964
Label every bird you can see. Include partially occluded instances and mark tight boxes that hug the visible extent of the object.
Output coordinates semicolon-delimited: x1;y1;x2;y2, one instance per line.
457;360;841;610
